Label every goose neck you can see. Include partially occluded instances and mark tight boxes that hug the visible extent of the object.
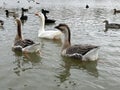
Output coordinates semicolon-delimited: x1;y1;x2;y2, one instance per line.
38;15;45;32
16;20;22;40
62;28;71;51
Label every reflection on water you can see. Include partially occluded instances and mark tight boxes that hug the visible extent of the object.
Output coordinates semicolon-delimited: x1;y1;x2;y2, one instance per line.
55;57;98;86
13;52;41;76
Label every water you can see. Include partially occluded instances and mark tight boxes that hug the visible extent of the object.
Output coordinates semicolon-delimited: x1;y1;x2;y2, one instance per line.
0;0;120;90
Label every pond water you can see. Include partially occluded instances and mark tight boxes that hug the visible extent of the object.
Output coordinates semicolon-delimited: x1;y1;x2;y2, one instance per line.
0;0;120;90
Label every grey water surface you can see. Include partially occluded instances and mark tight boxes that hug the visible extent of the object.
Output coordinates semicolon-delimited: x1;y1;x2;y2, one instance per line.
0;0;120;90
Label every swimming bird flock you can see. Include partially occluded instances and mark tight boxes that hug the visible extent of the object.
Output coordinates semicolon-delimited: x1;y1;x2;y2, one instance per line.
1;1;120;62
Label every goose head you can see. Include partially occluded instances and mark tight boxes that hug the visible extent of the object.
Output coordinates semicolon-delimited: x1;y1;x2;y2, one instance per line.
35;12;45;21
55;24;70;34
55;24;71;43
35;12;45;32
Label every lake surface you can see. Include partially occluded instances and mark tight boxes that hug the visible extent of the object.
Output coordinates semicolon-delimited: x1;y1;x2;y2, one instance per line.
0;0;120;90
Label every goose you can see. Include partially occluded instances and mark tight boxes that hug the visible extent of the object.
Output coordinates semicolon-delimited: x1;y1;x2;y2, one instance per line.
35;12;62;40
12;18;40;54
103;20;120;32
55;24;100;61
113;9;120;14
0;20;4;26
41;9;56;24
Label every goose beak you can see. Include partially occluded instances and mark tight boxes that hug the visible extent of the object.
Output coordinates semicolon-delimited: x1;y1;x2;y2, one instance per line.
55;26;59;29
35;12;39;16
55;26;61;31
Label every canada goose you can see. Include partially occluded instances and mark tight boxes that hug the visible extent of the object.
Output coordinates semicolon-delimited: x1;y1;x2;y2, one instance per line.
103;20;120;32
12;18;40;54
35;12;62;39
55;24;100;61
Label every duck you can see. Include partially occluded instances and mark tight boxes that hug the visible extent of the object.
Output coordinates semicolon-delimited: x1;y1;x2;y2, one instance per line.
103;20;120;32
12;18;40;54
20;11;28;24
0;20;4;26
21;8;28;12
113;9;120;14
5;10;19;18
86;5;89;8
41;9;56;24
5;10;15;17
35;12;62;40
41;9;49;20
55;24;100;61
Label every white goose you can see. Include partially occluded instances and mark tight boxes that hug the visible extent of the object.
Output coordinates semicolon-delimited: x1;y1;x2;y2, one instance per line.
55;24;100;61
35;12;62;40
12;18;40;54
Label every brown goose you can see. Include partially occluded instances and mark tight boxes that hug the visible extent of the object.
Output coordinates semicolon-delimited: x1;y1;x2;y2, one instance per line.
103;20;120;32
12;18;40;54
55;24;100;61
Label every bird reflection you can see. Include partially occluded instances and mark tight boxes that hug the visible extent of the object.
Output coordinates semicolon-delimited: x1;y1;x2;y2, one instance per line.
56;57;98;83
13;52;41;76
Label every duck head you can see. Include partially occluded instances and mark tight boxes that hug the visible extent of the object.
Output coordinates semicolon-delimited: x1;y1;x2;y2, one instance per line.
103;20;108;24
41;9;49;13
